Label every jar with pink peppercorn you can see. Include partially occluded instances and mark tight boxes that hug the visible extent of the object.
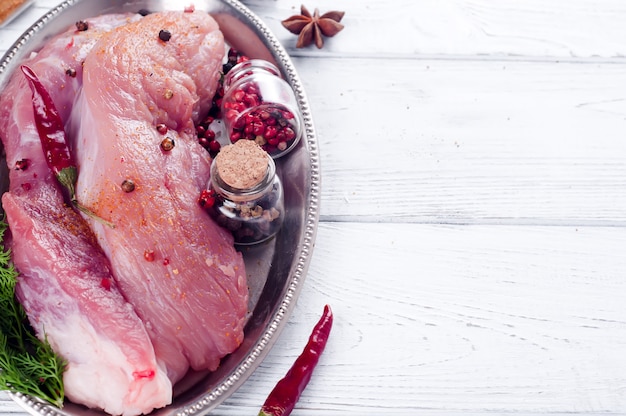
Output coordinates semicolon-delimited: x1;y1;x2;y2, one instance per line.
221;59;303;159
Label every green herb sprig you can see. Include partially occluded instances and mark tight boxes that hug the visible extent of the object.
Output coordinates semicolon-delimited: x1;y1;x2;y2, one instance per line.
0;217;65;407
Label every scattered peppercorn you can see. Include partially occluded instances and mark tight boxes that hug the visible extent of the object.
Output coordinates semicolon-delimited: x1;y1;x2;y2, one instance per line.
100;278;111;291
198;189;216;209
65;68;77;77
160;137;175;152
121;179;135;193
208;139;221;152
156;123;168;134
206;129;216;140
14;159;28;170
194;48;249;157
75;20;89;32
137;9;151;16
158;29;172;42
222;48;243;74
144;250;155;262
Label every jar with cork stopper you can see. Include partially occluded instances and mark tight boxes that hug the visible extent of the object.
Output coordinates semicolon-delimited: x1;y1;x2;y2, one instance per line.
205;140;285;245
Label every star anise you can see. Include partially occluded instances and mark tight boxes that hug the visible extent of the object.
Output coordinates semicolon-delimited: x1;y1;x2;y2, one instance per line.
281;5;345;49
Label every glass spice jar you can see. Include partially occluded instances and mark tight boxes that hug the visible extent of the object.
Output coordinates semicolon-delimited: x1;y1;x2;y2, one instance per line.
221;59;303;159
207;140;285;245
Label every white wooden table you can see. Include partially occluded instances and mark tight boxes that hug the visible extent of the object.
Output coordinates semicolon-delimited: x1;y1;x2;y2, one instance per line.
2;0;626;415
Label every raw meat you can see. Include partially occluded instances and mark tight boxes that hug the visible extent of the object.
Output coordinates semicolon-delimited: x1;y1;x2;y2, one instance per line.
0;14;172;416
0;13;142;191
71;11;248;383
2;187;171;416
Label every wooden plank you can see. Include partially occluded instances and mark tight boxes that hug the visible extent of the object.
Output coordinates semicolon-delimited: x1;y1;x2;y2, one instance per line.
242;0;626;59
0;399;24;414
293;57;626;224
5;0;626;59
0;3;49;53
211;222;626;414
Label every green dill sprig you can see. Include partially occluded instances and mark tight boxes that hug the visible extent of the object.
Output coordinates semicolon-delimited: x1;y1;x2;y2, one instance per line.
0;217;65;408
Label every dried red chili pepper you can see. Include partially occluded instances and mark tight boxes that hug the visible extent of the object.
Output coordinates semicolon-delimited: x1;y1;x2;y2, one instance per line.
20;65;114;228
259;304;333;416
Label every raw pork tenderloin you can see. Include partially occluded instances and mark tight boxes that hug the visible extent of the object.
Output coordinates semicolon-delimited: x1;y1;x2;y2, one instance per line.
71;11;249;383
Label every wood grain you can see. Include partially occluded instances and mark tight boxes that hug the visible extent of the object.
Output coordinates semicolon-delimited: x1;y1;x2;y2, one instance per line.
1;0;625;415
7;0;626;60
243;0;626;60
294;57;626;224
220;223;626;414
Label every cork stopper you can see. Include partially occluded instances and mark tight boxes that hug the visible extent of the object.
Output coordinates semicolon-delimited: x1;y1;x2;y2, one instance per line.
214;140;268;189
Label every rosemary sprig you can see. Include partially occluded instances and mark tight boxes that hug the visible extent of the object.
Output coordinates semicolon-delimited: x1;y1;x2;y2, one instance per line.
0;217;65;408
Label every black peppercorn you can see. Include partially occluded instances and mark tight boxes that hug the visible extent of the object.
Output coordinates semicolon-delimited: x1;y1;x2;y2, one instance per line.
121;179;136;193
159;29;172;42
75;21;89;31
160;138;175;152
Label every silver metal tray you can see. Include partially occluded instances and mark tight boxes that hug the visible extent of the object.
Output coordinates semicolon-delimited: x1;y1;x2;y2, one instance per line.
0;1;319;415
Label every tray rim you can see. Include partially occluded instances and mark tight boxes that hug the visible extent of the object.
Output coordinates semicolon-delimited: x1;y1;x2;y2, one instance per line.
0;0;321;415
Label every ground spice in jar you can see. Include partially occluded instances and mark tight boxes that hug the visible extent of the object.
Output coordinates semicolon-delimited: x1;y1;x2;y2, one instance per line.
214;140;268;190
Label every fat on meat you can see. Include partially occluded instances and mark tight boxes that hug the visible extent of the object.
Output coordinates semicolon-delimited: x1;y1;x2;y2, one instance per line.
0;14;172;416
72;11;249;383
